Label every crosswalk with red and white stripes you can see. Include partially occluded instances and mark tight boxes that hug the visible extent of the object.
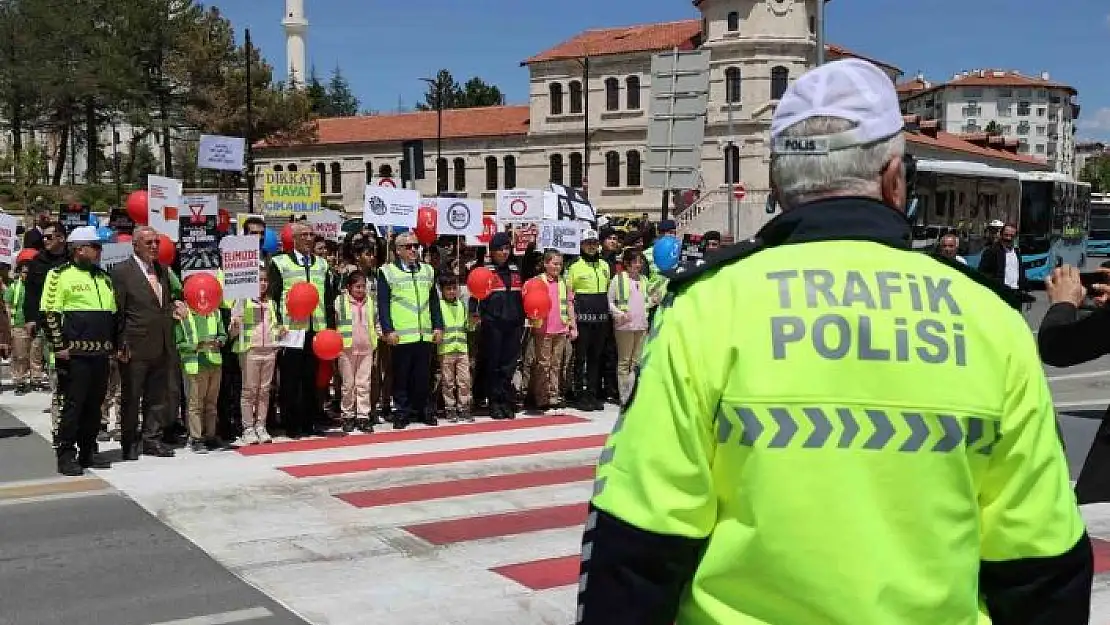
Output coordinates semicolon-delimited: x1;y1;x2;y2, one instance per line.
86;410;616;624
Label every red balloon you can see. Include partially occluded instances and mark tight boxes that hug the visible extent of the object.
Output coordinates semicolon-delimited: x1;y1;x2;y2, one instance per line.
183;273;223;315
466;266;495;301
523;283;552;320
126;191;149;225
285;282;319;321
217;208;231;233
415;206;438;246
15;248;38;265
280;223;295;252
117;233;133;243
312;329;344;361
157;234;175;266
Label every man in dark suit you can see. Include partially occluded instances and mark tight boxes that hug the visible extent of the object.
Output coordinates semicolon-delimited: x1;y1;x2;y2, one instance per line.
111;226;180;459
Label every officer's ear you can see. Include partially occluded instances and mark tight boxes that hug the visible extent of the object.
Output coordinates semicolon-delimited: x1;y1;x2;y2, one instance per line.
880;154;906;212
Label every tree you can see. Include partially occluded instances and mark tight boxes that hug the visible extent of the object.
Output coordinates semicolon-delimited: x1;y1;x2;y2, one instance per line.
1080;157;1110;193
459;77;505;108
984;121;1003;136
324;66;359;117
416;69;462;111
305;66;328;115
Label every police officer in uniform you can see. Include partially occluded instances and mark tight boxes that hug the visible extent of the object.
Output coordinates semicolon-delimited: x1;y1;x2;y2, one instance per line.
576;59;1091;625
469;232;524;419
41;226;116;476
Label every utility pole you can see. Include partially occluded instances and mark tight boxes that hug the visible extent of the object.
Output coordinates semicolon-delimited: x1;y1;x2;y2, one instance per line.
421;77;445;194
582;56;591;199
245;28;256;213
816;0;827;66
726;96;736;239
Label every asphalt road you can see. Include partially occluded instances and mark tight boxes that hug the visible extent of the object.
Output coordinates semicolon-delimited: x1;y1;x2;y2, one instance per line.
0;409;308;625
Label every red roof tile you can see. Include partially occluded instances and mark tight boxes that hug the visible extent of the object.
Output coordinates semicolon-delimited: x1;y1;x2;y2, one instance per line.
522;20;702;64
907;130;1048;167
522;20;901;75
258;105;530;148
903;70;1076;99
896;77;931;95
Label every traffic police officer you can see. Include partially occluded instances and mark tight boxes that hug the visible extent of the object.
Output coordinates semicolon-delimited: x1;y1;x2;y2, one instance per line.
469;231;524;419
575;59;1092;625
41;226;116;476
566;229;611;410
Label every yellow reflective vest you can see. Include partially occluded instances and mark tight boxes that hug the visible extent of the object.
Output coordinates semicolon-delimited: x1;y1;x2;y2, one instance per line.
611;272;648;313
381;262;436;344
40;262;116;355
526;275;572;326
334;293;378;350
438;298;468;355
272;253;328;331
590;237;1086;625
175;309;225;374
234;298;281;354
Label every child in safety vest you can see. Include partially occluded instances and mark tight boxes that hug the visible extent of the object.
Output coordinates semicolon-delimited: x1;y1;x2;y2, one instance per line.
437;276;472;422
175;294;228;453
6;261;35;395
608;248;653;404
230;264;283;445
527;250;577;410
334;270;379;433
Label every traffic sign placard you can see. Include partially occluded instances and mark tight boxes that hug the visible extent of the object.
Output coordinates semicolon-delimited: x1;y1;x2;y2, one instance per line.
733;183;746;201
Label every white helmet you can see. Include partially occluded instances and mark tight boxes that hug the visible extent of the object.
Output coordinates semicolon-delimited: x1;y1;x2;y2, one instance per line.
67;226;101;244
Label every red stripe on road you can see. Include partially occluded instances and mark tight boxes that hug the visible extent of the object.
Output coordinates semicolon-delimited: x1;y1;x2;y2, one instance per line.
239;415;586;456
338;465;598;508
1093;537;1110;574
281;435;608;478
405;503;588;545
491;555;581;590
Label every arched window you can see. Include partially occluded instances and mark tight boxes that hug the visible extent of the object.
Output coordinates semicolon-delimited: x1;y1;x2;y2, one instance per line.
329;162;341;194
569;80;583;114
453;158;466;191
503;155;517;189
549;83;564;115
727;11;740;32
485;156;498;191
549;154;564;185
771;66;790;101
436;157;448;194
626;150;642;187
378;163;393;179
364;161;373;184
273;164;283;173
605;78;619;111
626;76;641;110
725;67;742;103
605;151;620;187
314;162;326;185
724;144;740;187
569;152;584;188
287;163;297;172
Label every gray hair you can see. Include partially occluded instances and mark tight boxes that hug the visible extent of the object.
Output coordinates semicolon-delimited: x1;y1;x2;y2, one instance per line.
770;116;904;208
133;225;157;239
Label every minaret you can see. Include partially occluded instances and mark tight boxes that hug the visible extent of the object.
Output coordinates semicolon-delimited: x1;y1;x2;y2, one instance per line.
283;0;308;87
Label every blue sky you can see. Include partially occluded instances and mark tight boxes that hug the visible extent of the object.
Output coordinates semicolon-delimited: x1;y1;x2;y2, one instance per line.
213;0;1110;140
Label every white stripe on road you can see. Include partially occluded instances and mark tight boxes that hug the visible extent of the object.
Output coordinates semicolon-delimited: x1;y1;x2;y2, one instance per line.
146;607;273;625
1047;370;1110;383
1055;399;1110;409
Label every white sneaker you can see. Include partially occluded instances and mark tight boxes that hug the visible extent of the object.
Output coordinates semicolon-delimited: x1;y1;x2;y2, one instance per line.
255;426;273;444
235;428;259;447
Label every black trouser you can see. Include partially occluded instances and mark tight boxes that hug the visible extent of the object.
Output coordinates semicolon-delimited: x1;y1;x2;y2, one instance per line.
574;322;607;401
391;342;434;420
600;322;619;401
217;353;243;440
278;331;320;436
56;355;110;459
480;319;524;405
119;357;169;448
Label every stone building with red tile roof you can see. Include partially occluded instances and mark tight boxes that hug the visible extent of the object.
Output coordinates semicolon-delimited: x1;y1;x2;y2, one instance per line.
256;1;1051;237
898;69;1079;176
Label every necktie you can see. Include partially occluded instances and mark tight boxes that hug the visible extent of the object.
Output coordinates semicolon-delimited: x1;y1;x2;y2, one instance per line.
147;265;162;305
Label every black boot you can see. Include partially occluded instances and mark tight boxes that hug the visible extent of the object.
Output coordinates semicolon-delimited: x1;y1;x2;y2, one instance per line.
56;447;83;477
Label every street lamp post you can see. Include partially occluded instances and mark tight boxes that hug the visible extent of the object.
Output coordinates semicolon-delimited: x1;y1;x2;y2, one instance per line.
816;0;827;66
421;77;444;194
110;116;122;206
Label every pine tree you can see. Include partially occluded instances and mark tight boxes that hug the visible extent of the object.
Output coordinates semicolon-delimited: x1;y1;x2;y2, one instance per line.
325;66;359;117
306;66;328;115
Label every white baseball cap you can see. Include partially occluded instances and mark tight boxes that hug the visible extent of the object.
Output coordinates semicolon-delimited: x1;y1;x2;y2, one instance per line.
989;220;1005;228
770;59;904;155
582;229;600;242
67;226;101;245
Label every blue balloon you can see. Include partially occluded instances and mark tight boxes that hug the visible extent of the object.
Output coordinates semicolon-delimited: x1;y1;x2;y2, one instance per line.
261;228;279;254
652;235;681;272
96;226;113;242
88;213;99;226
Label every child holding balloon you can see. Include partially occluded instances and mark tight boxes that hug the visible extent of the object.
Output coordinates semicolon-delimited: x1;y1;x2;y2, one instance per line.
527;251;577;411
230;264;284;445
176;274;229;453
334;271;378;433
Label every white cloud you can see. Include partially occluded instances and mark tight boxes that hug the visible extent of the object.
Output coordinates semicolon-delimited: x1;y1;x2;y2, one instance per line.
1077;107;1110;134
